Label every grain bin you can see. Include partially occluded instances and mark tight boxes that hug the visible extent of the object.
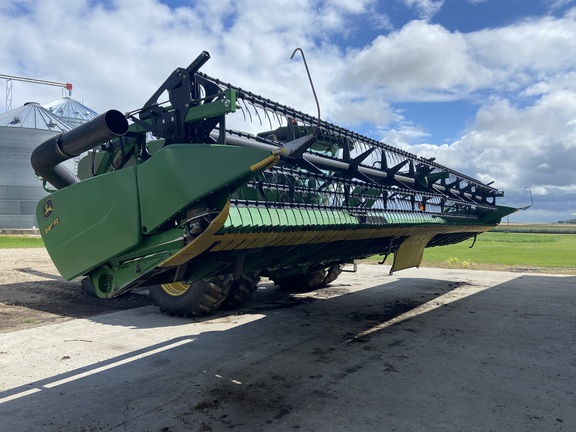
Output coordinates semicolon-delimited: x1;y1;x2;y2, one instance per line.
0;102;72;228
44;96;97;128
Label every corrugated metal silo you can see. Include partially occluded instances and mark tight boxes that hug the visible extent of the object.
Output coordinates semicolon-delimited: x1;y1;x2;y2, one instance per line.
44;96;99;174
44;96;97;127
0;102;72;229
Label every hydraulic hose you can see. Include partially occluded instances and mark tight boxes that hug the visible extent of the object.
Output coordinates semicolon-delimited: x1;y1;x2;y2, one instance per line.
31;110;128;189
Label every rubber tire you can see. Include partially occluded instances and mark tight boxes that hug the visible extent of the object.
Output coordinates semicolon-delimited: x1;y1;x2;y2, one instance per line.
149;275;232;317
322;264;344;285
273;269;327;291
223;273;261;309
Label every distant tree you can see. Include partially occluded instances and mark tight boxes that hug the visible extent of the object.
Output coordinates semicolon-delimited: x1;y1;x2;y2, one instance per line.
557;218;576;224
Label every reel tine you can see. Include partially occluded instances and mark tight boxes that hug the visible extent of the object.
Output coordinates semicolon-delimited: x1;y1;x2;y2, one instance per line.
251;101;263;126
274;111;283;128
237;103;247;122
241;98;253;123
264;108;273;130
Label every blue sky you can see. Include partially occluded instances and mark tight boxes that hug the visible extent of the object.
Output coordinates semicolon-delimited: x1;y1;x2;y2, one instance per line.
383;0;575;146
435;0;555;31
1;0;576;222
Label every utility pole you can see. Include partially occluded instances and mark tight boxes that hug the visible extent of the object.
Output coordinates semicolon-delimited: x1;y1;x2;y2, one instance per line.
0;74;72;112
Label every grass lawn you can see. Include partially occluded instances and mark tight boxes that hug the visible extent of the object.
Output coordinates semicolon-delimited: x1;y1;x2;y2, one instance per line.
363;231;576;274
0;235;44;248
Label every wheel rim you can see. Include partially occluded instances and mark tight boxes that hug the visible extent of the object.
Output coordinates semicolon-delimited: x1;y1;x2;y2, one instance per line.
160;281;190;296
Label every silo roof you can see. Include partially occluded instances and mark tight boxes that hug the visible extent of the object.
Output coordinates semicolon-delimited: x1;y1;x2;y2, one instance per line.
0;102;72;132
44;97;97;124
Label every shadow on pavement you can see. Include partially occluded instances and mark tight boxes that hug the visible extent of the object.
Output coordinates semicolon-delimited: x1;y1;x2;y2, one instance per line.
0;271;575;431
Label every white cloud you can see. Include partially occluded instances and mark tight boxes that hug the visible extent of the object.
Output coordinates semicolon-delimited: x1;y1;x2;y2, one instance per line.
2;1;576;222
400;0;445;20
437;94;572;178
381;90;576;221
466;14;576;73
547;0;576;11
332;20;492;102
324;0;375;14
332;12;576;105
314;9;576;221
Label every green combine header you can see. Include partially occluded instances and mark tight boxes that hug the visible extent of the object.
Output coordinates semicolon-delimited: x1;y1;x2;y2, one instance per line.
31;51;516;316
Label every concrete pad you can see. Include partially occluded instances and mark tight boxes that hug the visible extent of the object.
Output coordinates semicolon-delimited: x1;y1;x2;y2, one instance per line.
0;265;575;431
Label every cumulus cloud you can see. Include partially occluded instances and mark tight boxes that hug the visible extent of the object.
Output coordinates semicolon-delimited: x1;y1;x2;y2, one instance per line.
322;9;576;222
333;13;576;104
547;0;576;11
1;1;576;221
466;15;576;74
400;0;445;20
0;0;371;114
332;20;492;102
381;89;576;221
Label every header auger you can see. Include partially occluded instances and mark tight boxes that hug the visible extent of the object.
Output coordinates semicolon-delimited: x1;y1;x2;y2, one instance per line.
32;51;516;316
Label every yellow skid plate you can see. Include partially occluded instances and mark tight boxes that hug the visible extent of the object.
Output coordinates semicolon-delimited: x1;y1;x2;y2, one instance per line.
390;234;435;273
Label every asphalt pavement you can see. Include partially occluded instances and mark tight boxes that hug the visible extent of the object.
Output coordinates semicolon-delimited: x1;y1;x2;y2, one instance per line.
1;265;574;431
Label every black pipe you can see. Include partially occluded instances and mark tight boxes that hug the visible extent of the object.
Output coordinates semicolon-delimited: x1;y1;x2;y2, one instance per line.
31;110;128;190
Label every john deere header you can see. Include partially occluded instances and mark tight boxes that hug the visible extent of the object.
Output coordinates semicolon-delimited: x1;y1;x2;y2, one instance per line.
31;51;516;316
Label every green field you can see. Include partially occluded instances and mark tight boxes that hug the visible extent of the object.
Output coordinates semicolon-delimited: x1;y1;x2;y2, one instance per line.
491;223;576;234
0;235;44;248
365;224;576;274
418;231;576;273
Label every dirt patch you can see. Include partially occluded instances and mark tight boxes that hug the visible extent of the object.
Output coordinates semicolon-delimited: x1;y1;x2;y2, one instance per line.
0;248;152;333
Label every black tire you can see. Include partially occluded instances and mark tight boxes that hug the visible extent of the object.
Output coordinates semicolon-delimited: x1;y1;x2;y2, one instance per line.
322;264;344;285
149;275;232;317
273;268;327;291
223;273;261;308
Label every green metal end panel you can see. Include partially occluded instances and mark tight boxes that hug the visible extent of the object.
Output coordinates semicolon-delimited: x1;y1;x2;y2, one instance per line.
137;144;272;234
481;205;518;224
37;168;141;280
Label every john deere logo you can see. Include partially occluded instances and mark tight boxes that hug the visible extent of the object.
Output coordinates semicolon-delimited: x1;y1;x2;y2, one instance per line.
43;199;54;219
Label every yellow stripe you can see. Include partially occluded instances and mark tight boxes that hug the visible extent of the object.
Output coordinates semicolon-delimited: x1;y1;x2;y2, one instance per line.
210;224;493;252
250;154;280;172
161;219;493;268
159;200;231;267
